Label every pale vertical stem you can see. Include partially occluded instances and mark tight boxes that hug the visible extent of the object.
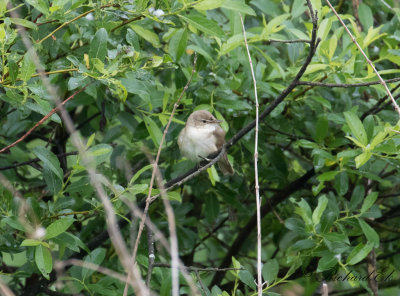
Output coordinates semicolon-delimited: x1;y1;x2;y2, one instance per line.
325;0;400;118
240;14;262;294
126;55;197;296
0;280;15;296
9;6;148;295
130;54;197;275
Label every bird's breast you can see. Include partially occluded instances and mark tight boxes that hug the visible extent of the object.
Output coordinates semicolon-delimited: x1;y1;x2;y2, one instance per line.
179;125;218;162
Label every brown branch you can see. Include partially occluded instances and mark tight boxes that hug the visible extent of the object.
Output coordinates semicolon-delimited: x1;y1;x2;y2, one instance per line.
153;262;243;272
325;0;400;117
297;77;400;88
0;151;79;171
111;15;145;32
0;82;93;154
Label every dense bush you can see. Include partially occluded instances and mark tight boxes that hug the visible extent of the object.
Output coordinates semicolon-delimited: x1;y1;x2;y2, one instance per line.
1;0;400;295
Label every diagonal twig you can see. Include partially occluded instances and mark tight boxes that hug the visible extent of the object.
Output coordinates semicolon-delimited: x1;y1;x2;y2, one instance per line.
325;0;400;118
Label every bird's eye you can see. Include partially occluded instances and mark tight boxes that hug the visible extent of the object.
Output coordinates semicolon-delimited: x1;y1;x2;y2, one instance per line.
202;120;207;123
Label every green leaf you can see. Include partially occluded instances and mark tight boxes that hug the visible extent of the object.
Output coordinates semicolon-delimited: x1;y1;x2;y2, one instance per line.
221;0;256;16
21;239;42;246
238;269;256;289
350;184;365;210
33;147;64;181
43;166;63;194
169;28;188;62
143;116;163;147
346;242;374;265
205;195;219;222
130;24;161;48
35;245;52;279
9;17;37;30
355;151;372;168
25;0;49;15
360;192;378;214
323;232;350;244
295;199;313;226
194;0;225;11
82;248;106;280
89;28;108;62
262;259;279;284
179;14;224;37
317;254;338;272
317;171;339;182
291;239;316;251
312;195;328;225
358;218;379;247
358;3;373;30
45;217;75;239
86;144;113;165
166;191;182;202
343;111;368;146
20;48;36;82
334;171;349;196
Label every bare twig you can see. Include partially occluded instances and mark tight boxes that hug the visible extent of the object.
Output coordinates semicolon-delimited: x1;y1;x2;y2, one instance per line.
325;0;400;118
56;259;128;283
0;151;79;171
153;262;243;272
37;4;119;44
297;77;400;88
0;84;92;154
131;54;197;264
145;223;155;286
111;15;145;32
0;280;15;296
240;13;262;295
9;6;148;295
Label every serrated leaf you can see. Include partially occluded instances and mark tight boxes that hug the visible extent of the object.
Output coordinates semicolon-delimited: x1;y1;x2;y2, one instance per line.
238;269;256;289
33;147;64;181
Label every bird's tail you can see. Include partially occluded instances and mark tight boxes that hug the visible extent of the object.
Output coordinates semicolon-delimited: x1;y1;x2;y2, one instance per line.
218;153;234;175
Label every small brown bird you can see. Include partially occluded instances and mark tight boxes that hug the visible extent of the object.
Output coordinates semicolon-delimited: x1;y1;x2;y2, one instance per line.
178;110;234;175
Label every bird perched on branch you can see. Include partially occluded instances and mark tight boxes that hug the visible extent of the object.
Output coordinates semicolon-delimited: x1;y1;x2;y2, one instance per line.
178;110;234;175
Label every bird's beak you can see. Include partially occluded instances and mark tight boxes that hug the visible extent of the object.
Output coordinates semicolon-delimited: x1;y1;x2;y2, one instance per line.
213;119;223;124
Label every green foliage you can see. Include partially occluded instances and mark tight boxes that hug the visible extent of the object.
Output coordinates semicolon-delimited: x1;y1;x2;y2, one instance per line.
0;0;400;295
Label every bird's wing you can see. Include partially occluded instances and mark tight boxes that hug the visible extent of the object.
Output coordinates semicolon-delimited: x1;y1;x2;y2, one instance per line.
213;125;226;149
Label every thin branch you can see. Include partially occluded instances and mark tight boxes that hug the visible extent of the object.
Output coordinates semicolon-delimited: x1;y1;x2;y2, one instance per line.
0;83;93;154
297;77;400;88
56;259;128;283
9;6;148;295
145;222;155;286
240;13;262;295
0;151;79;171
266;39;311;44
131;54;197;264
325;0;400;117
150;0;319;201
37;4;120;44
361;83;400;120
153;263;243;272
111;15;145;32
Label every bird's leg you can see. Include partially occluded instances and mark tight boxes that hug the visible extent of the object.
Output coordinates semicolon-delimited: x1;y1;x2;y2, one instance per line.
198;155;211;162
